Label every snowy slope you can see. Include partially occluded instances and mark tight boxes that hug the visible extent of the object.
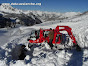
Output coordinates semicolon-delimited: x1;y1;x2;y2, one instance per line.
0;11;88;66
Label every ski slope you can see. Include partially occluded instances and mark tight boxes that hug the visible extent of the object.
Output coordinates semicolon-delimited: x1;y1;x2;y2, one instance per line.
0;14;88;66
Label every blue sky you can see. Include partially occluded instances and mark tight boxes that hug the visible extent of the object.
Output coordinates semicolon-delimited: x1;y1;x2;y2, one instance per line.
0;0;88;13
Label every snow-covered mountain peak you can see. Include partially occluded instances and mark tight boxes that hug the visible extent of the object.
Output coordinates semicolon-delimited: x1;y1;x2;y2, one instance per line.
63;12;81;17
0;4;82;22
0;4;22;14
0;4;13;9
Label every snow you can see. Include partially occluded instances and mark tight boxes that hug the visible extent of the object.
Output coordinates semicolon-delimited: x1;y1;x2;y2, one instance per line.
23;10;61;16
60;12;81;18
0;4;22;14
24;10;80;18
0;4;81;22
0;5;88;66
0;17;88;66
23;10;81;22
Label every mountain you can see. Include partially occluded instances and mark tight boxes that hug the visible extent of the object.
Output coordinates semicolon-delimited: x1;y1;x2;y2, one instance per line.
0;4;22;14
0;4;81;22
0;4;42;26
24;10;81;22
67;11;88;22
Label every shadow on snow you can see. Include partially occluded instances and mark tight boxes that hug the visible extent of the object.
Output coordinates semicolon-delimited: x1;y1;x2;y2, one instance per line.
66;49;83;66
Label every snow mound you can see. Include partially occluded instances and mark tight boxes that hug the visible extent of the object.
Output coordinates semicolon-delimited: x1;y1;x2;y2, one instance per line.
0;41;86;66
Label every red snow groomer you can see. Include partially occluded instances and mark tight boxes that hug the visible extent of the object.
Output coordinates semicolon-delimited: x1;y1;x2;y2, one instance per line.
27;26;81;51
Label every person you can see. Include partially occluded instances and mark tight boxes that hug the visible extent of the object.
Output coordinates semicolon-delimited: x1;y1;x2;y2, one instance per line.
48;28;54;49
